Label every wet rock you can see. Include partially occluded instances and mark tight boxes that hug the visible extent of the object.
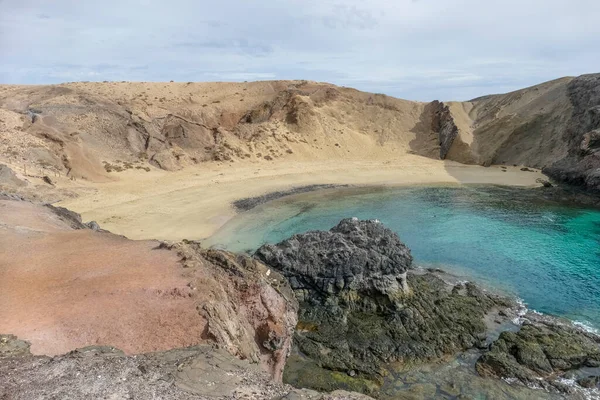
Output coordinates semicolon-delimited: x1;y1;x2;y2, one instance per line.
577;375;600;389
536;178;553;187
256;219;514;395
476;321;600;391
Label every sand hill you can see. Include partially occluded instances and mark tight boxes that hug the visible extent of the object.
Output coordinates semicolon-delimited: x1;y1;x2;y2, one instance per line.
0;75;598;238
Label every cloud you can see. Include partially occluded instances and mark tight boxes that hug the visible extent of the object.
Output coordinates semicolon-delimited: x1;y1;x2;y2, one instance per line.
0;0;599;100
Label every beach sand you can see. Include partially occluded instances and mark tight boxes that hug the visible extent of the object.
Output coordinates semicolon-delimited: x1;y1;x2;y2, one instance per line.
58;155;545;241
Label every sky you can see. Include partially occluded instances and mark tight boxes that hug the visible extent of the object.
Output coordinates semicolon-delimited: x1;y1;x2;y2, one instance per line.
1;0;599;101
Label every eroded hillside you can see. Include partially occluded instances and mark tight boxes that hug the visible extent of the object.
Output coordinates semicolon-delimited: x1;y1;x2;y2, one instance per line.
0;75;599;193
0;80;434;180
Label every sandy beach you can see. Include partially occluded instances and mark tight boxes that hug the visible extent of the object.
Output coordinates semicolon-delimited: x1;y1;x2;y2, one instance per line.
58;155;545;241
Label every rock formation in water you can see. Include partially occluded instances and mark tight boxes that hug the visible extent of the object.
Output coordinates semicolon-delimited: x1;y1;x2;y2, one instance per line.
255;218;413;301
255;219;516;394
477;318;600;392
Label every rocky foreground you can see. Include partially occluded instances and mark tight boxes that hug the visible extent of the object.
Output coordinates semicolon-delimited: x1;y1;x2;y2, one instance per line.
1;199;600;399
256;219;600;397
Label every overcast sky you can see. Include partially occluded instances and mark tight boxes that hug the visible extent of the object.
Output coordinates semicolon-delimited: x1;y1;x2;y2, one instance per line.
1;0;599;101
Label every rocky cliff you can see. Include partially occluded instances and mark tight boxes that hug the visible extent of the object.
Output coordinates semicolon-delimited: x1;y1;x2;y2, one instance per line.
0;197;297;382
434;74;600;192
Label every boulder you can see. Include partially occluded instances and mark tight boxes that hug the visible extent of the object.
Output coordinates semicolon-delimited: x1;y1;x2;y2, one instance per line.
255;218;413;305
476;321;600;391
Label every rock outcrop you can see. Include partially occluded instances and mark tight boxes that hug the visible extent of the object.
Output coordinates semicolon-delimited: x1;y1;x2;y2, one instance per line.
477;318;600;392
166;242;299;382
0;198;298;382
255;218;413;303
0;334;373;400
543;74;600;192
0;163;26;187
430;100;459;160
255;219;515;395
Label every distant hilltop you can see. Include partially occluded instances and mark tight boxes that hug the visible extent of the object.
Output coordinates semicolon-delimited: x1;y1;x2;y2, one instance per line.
0;74;599;193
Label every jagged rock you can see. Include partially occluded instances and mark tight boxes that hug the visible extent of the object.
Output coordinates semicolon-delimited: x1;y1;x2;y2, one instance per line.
476;321;600;391
0;333;373;400
167;242;299;382
255;218;413;303
44;203;88;229
430;100;459;160
577;375;600;389
545;74;600;192
256;219;514;395
580;129;600;155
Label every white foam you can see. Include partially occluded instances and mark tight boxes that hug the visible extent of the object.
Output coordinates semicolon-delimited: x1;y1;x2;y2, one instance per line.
511;298;529;325
573;320;600;335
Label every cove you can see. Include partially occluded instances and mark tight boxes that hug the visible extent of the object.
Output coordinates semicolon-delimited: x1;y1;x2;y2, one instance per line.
205;185;600;330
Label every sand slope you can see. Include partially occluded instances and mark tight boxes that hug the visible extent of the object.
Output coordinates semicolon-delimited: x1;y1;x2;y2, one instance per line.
0;199;204;355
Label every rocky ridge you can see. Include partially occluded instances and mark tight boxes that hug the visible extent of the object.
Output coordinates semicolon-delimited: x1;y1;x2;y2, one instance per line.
477;315;600;393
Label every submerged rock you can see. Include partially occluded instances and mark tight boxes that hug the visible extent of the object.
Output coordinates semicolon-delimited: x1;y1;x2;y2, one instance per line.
256;219;514;395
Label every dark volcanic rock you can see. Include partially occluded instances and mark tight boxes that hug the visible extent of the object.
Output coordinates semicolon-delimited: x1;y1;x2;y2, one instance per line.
255;218;413;304
577;375;600;389
476;320;600;391
233;184;347;212
544;74;600;193
255;219;514;394
44;203;89;229
430;100;459;160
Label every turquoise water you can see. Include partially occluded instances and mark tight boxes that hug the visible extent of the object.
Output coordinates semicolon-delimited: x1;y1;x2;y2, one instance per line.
205;185;600;330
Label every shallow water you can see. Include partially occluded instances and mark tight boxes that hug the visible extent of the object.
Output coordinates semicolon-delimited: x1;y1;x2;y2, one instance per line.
205;185;600;330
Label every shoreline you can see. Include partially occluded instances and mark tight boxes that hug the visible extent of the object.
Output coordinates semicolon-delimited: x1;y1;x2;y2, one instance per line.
57;156;546;241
